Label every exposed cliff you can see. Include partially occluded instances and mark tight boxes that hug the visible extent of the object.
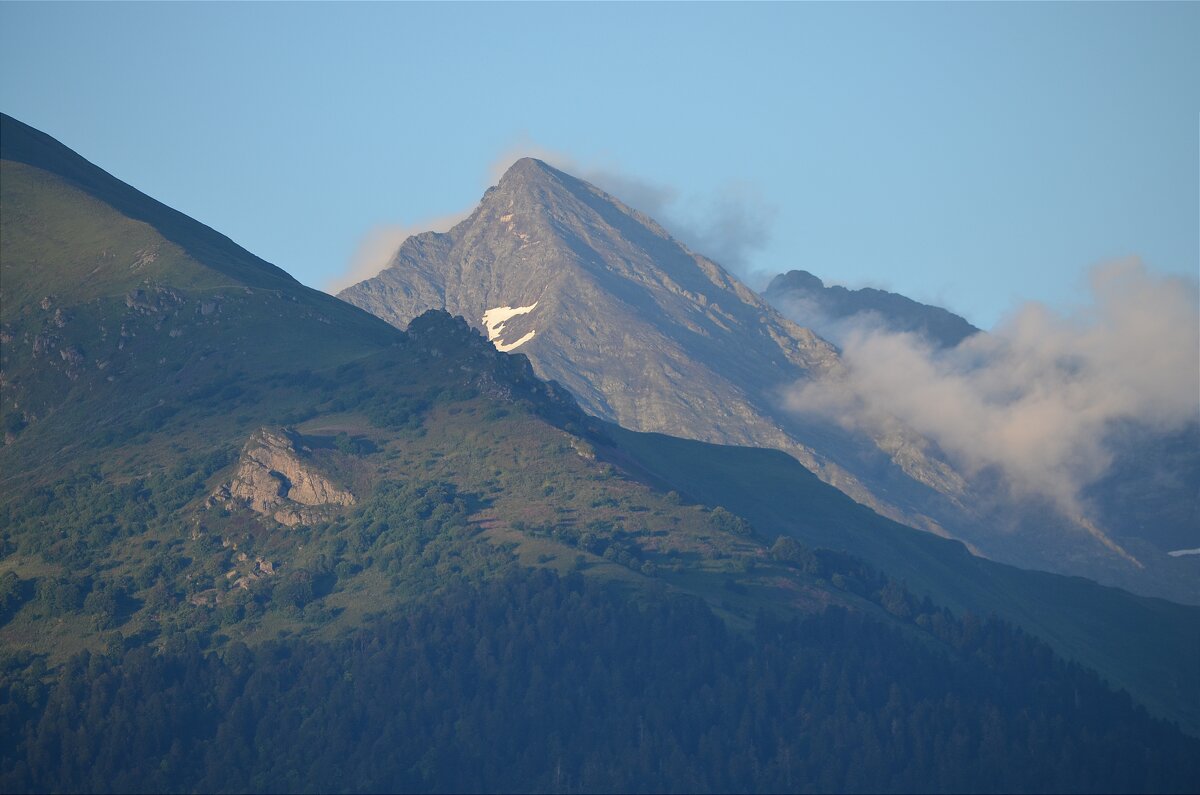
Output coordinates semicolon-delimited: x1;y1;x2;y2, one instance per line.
211;427;354;526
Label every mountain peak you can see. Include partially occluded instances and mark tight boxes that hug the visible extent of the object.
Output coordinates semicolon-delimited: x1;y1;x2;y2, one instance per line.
495;156;567;190
768;270;825;293
501;156;556;176
764;268;979;349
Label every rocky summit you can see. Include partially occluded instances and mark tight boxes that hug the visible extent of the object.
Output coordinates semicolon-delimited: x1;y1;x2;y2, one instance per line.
339;158;1190;602
341;160;943;534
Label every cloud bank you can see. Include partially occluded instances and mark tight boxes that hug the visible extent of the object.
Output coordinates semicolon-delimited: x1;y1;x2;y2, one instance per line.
784;259;1200;514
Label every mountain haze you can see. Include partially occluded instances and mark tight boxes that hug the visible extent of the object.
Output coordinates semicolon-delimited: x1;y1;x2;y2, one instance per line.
764;265;1199;595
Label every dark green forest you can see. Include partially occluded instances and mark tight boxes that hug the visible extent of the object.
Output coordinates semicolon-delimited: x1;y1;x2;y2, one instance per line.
2;568;1197;794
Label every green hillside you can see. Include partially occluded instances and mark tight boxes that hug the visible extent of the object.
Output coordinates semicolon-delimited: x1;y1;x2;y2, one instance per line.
6;570;1198;794
0;112;884;664
2;113;301;291
1;113;1198;791
606;428;1200;736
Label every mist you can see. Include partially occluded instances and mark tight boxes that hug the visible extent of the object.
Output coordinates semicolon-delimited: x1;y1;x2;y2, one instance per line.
576;166;776;287
325;212;467;294
783;259;1200;514
489;143;778;284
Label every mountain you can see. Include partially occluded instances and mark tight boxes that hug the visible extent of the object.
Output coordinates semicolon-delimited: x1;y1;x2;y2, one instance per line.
763;268;1200;586
1;113;845;702
1082;419;1200;559
338;158;1194;604
0;114;398;454
764;268;980;348
339;161;952;531
340;158;843;445
3;115;1199;790
602;426;1200;739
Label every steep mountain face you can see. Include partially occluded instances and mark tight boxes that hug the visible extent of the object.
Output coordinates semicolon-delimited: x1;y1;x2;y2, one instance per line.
764;268;980;349
341;159;843;436
341;161;958;530
1081;419;1200;558
339;159;1190;603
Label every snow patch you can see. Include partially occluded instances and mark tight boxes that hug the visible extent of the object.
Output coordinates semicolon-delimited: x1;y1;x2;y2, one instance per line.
482;302;539;352
1167;548;1200;558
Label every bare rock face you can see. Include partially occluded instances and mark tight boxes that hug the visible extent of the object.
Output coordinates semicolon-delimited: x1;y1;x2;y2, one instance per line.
336;158;1184;600
338;159;952;538
212;427;354;526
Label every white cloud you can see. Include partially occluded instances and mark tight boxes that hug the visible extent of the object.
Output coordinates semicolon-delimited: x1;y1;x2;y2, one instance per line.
784;259;1200;514
325;211;467;294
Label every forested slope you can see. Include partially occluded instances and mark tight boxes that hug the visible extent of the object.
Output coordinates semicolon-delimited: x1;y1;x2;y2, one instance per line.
3;569;1197;794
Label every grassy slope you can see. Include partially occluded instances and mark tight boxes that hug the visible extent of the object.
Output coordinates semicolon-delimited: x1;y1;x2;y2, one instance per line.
0;126;396;483
0;309;875;661
0;132;870;661
2;112;293;291
606;427;1200;736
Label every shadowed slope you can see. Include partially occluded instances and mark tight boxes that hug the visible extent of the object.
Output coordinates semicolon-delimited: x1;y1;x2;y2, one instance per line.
604;425;1200;737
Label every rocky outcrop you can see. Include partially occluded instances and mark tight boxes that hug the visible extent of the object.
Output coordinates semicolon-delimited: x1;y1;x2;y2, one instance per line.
211;427;354;526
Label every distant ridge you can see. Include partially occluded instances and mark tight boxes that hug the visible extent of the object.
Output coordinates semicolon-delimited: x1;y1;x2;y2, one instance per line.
765;268;980;348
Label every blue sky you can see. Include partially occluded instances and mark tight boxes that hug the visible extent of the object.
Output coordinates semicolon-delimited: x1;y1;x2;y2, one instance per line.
1;1;1196;329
